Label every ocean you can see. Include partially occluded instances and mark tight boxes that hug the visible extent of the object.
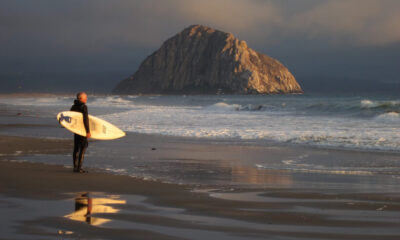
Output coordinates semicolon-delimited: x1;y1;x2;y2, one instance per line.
3;93;400;151
1;93;400;189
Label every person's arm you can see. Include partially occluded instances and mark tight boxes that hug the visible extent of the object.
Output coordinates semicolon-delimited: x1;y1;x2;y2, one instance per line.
82;105;91;138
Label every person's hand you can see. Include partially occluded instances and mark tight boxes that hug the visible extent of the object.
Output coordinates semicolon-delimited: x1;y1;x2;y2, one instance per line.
86;133;91;138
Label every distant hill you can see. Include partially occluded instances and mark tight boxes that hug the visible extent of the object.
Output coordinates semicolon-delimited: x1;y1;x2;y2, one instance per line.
113;25;302;94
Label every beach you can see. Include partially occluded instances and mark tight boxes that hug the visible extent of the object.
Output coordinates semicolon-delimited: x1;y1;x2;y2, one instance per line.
1;131;400;239
1;94;400;239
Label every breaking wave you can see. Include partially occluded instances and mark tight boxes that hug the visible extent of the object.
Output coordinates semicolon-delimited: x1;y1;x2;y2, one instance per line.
374;112;400;123
207;102;264;111
361;99;400;109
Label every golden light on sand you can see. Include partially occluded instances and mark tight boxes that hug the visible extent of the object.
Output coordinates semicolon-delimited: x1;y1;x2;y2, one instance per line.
230;166;293;186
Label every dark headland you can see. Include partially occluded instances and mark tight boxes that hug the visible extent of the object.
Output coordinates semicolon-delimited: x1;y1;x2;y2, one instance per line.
113;25;302;95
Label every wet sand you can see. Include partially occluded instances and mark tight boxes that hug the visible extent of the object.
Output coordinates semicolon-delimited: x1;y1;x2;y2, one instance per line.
1;135;400;239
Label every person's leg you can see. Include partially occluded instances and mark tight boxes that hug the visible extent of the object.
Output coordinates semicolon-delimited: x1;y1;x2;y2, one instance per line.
77;137;88;173
77;146;86;171
73;134;80;172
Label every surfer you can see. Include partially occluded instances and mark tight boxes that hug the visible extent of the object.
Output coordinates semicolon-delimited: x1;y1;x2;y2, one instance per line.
70;92;91;173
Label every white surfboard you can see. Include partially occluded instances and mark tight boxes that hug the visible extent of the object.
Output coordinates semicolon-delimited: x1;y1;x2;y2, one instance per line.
57;111;125;140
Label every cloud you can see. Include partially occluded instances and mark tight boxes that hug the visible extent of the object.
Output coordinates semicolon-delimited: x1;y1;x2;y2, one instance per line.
288;0;400;46
0;0;399;74
171;0;400;47
174;0;281;32
1;0;399;55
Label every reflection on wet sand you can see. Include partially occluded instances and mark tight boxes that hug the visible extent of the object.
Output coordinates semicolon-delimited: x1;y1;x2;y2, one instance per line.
223;162;293;186
64;192;126;226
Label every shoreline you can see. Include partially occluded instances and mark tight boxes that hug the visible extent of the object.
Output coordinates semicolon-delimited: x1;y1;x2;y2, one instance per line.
2;120;400;158
2;127;400;190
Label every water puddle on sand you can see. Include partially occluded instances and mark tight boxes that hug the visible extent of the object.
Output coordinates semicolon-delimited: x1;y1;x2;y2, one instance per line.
63;192;127;226
0;192;272;240
0;192;130;239
2;191;400;240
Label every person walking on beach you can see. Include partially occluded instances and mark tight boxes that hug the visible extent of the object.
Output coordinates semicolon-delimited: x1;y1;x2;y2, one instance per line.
70;92;91;173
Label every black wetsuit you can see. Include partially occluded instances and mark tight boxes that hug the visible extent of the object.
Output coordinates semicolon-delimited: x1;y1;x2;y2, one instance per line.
70;100;90;172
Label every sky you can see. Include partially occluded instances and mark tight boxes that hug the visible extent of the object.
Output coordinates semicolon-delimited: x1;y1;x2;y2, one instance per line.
1;0;400;93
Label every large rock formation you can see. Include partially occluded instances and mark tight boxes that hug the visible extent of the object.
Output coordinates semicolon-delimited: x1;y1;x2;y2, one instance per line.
113;25;302;94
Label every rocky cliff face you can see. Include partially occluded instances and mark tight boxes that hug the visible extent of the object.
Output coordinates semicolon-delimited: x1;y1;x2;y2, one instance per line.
113;25;302;94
